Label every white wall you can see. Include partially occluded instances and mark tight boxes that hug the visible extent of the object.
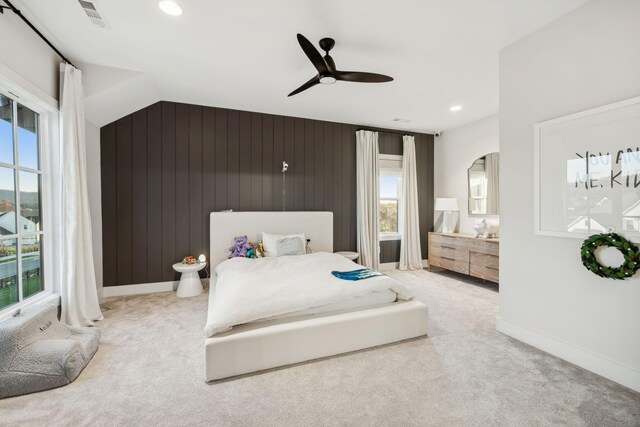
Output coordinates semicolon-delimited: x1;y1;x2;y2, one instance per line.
434;115;499;234
498;0;640;392
0;9;59;102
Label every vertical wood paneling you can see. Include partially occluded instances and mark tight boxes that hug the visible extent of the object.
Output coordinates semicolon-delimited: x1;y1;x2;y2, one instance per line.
188;105;204;257
202;106;216;259
239;111;251;211
332;124;343;250
161;102;177;281
262;115;274;210
345;125;357;250
175;104;190;260
342;125;351;250
380;240;401;263
322;122;333;211
378;132;403;156
227;110;240;211
284;117;296;211
100;123;117;286
131;109;148;284
304;119;314;210
313;122;324;210
146;103;162;282
273;116;284;211
115;116;133;285
215;108;228;210
250;114;263;210
101;102;434;286
294;118;305;211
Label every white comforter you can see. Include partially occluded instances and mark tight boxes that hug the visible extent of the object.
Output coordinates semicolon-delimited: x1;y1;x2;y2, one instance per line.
204;252;412;337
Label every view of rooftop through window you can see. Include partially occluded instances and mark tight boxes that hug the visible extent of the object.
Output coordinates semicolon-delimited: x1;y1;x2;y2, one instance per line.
0;94;42;311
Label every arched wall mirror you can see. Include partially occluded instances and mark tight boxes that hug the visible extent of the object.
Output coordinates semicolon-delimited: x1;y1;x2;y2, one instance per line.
468;152;499;215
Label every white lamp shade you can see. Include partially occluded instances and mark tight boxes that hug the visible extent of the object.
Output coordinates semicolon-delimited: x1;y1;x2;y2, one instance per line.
434;197;459;211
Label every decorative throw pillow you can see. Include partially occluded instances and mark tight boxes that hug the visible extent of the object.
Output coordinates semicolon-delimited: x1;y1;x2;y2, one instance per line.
262;232;305;257
275;237;306;256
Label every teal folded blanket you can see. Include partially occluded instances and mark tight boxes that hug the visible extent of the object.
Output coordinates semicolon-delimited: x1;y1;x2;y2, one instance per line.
331;268;384;281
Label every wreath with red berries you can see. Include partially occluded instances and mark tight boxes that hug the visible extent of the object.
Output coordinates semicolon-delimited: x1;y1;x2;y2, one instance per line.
580;233;640;280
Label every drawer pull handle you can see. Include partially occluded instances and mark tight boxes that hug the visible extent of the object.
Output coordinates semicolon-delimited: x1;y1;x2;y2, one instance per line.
486;266;499;271
441;256;455;261
441;246;456;250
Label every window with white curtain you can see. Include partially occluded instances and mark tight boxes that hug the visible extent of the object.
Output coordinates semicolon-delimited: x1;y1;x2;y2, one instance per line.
379;154;403;240
0;92;44;312
0;74;60;320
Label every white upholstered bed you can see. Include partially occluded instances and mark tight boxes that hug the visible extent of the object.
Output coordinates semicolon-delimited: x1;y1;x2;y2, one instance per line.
205;211;428;381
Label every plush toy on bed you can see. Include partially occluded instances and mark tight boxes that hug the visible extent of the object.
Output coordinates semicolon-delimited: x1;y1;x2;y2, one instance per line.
246;242;266;259
229;235;251;259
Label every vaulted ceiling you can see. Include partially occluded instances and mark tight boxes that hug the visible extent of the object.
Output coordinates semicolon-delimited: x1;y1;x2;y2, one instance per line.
15;0;588;130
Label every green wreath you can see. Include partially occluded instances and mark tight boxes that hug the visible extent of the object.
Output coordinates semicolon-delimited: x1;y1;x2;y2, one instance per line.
580;233;640;280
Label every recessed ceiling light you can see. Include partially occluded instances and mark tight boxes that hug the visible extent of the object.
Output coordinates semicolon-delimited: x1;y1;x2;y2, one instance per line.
159;1;182;16
449;105;462;112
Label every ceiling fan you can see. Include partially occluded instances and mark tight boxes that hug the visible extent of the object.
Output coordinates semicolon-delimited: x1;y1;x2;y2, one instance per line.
288;34;393;97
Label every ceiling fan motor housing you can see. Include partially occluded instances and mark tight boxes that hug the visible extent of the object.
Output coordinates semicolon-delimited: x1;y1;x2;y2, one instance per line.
319;37;335;52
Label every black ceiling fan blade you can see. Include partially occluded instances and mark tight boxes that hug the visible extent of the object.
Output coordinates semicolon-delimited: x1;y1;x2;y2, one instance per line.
297;34;328;74
335;71;393;83
288;76;320;97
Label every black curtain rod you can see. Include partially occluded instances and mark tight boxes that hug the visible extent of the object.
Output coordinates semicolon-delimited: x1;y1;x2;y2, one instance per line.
357;128;416;137
1;0;77;68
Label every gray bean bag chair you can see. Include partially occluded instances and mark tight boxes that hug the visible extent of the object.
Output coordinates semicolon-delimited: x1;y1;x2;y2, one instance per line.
0;303;100;399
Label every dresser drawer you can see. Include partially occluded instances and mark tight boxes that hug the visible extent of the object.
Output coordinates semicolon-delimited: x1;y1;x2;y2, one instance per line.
465;239;499;256
470;252;499;269
428;233;499;282
470;263;499;282
430;233;464;247
430;255;470;275
430;243;469;261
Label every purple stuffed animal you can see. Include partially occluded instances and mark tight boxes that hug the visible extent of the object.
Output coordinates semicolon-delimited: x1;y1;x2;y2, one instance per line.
229;235;251;259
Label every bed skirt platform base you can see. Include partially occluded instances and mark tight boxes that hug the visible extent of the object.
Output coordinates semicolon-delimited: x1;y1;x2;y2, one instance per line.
205;300;428;382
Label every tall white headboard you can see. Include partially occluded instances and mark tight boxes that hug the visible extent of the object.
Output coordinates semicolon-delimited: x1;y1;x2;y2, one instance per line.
209;211;334;268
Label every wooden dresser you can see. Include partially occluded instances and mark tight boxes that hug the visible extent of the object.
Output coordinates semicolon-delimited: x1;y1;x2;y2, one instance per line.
428;232;499;283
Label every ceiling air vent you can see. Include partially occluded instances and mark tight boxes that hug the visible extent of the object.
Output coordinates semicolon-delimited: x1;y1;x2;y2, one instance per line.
78;0;109;28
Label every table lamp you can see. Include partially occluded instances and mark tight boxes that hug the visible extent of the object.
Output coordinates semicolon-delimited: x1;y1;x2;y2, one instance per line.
435;198;459;233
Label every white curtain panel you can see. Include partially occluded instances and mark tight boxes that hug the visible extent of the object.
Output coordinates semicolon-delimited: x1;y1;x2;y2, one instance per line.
60;64;103;326
399;135;423;270
356;130;380;270
485;152;500;214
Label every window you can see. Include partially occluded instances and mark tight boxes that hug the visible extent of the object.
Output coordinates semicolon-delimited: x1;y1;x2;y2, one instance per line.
379;155;403;240
0;93;44;311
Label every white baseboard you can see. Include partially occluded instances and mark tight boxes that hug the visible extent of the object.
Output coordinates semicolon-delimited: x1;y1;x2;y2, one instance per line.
380;262;399;271
380;259;429;271
101;281;179;298
496;316;640;393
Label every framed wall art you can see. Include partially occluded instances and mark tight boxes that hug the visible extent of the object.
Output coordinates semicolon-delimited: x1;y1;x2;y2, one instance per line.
534;96;640;242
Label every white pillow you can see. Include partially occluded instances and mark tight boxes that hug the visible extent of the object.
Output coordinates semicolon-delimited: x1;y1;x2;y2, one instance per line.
262;232;306;257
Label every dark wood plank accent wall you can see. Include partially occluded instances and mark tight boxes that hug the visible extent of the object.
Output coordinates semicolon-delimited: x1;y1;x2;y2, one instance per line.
100;101;434;286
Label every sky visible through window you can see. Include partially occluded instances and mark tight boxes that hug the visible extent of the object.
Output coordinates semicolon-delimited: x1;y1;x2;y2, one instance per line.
380;175;398;198
0;119;39;192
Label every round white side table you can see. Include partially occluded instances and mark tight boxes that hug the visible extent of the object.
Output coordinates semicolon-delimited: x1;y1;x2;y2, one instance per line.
335;251;359;262
173;262;206;298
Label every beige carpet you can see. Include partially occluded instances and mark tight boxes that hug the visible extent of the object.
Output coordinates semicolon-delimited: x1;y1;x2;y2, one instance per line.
1;270;638;426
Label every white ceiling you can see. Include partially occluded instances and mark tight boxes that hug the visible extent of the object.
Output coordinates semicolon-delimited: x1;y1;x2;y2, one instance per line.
16;0;588;131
